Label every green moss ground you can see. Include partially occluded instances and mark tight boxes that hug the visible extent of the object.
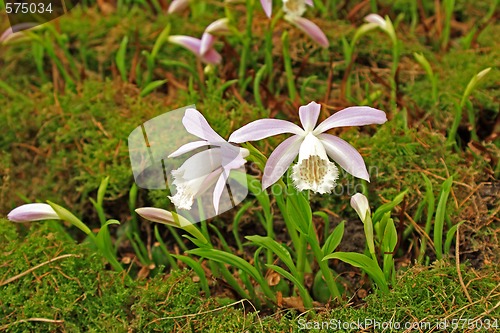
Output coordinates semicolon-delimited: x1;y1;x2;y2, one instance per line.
1;218;498;332
0;0;499;331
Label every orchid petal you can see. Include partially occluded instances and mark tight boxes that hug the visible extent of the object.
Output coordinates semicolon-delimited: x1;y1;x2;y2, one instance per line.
229;119;304;143
201;48;222;64
351;193;370;222
135;207;188;227
168;140;210;158
168;0;190;14
182;108;226;142
364;13;386;29
169;35;202;54
200;32;215;56
313;106;387;134
0;23;37;43
8;203;60;222
174;148;221;180
299;101;321;132
262;135;303;189
213;170;230;214
260;0;272;18
285;15;329;48
318;133;370;181
305;0;313;5
205;18;230;34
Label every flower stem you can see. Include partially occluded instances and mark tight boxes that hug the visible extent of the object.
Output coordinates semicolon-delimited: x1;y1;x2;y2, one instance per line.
238;0;254;93
281;31;297;101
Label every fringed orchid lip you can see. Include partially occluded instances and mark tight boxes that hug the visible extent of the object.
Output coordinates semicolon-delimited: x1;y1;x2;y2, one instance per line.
229;101;387;192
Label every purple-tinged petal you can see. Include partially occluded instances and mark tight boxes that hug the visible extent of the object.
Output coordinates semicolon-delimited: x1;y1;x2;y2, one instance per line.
285;15;329;48
305;0;313;6
135;207;186;227
364;13;386;29
168;140;210;158
200;32;215;56
182;108;225;142
313;106;387;134
318;133;370;181
262;135;303;189
168;0;189;14
200;48;222;64
260;0;272;18
205;18;230;34
0;23;37;43
229;119;304;143
299;101;321;132
168;35;201;55
8;203;60;222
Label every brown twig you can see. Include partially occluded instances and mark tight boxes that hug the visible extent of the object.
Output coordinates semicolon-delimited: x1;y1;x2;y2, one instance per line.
0;254;81;287
0;318;65;330
455;225;473;304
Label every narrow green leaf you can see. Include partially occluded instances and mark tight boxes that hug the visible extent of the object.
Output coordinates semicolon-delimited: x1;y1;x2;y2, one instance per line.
187;248;263;284
116;36;129;82
246;235;297;276
323;252;388;293
173;255;210;296
434;176;453;259
322;221;345;256
372;189;408;223
47;201;92;235
140;80;167;97
266;264;313;309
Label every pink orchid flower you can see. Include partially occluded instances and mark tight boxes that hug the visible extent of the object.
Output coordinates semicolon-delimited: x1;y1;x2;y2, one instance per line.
168;18;229;65
229;101;386;193
261;0;328;48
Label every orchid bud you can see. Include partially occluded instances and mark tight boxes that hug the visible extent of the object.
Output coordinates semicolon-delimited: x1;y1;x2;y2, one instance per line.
7;203;59;222
350;193;371;222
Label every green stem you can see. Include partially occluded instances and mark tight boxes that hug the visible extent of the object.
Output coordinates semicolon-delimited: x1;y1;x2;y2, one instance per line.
238;0;254;93
309;239;341;299
281;31;297;101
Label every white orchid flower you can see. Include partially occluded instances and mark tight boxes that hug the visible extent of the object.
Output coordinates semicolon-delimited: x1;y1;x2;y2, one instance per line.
364;13;397;45
168;108;249;213
229;101;386;193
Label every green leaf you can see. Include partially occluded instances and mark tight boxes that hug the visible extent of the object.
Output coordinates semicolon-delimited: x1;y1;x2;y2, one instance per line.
266;264;313;309
322;221;344;256
372;189;408;223
246;235;297;276
151;24;171;61
187;248;263;284
97;176;109;207
323;252;389;293
286;190;312;235
434;176;453;259
47;201;92;235
140;80;167;97
116;36;128;82
173;255;210;296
